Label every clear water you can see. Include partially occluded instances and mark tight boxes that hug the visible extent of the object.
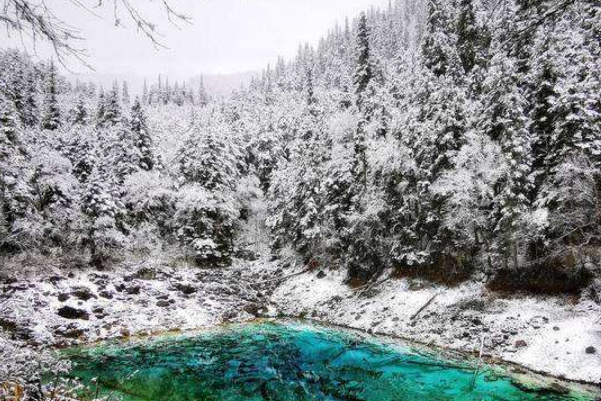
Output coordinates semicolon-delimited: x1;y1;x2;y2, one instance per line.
64;321;597;401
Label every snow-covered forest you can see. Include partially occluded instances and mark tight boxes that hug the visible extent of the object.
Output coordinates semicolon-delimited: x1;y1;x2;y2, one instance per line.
2;0;601;398
2;0;600;292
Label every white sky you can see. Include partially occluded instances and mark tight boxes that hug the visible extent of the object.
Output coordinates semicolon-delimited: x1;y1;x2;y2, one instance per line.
1;0;389;78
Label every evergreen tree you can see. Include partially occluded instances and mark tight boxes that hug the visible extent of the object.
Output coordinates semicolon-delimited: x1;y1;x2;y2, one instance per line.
0;90;19;156
71;95;88;124
41;61;61;131
102;82;122;127
456;0;479;74
142;79;149;105
353;12;374;97
122;81;130;107
130;97;154;171
96;88;106;128
421;0;460;78
22;71;38;128
81;166;125;268
8;68;25;125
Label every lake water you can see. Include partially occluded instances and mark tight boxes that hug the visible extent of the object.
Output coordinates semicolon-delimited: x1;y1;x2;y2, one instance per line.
64;321;598;401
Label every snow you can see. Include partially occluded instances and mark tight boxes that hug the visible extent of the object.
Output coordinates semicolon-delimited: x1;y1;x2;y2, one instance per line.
271;269;601;384
1;256;600;393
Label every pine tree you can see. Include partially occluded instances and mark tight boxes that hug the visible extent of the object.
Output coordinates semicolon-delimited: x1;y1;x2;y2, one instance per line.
122;81;130;107
481;53;534;268
142;79;149;105
421;0;460;78
22;71;38;128
351;13;374;193
528;43;558;189
130;97;154;171
96;88;106;128
102;82;122;126
41;61;61;131
456;0;479;74
0;89;19;160
8;68;25;125
353;12;374;98
71;95;88;124
198;75;209;106
81;166;125;268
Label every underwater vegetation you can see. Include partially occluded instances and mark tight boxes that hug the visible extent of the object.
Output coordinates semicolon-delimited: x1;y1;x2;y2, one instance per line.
64;322;597;401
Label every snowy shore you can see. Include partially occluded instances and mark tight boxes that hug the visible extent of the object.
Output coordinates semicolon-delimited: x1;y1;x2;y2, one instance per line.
270;266;601;385
1;257;600;387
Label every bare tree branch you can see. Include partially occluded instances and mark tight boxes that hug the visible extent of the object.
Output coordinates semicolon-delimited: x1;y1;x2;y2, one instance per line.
0;0;193;68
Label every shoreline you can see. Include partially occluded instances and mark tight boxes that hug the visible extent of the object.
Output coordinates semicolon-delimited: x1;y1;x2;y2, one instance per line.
270;266;601;386
1;257;600;391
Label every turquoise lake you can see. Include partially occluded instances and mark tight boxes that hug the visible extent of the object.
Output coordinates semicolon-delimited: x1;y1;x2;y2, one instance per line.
64;321;598;401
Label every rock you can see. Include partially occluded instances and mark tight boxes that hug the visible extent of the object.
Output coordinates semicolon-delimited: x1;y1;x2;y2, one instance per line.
99;290;114;299
331;295;343;303
57;306;89;320
56;325;85;339
175;283;197;295
132;267;158;280
585;346;596;355
116;283;141;295
243;303;268;317
48;275;65;284
57;293;70;302
157;300;171;308
0;318;33;341
316;271;326;279
126;285;141;295
71;287;96;301
515;339;528;348
0;275;17;285
553;326;560;331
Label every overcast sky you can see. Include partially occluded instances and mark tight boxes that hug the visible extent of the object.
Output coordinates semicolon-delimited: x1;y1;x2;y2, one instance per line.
1;0;389;79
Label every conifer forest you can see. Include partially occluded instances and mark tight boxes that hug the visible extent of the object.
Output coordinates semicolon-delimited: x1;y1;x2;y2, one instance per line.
1;0;601;400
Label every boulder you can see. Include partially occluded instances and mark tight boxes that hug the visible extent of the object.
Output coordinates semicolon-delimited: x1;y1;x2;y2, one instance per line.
175;283;197;295
585;346;596;355
71;287;96;301
157;300;171;308
57;306;89;320
48;275;65;285
515;339;528;348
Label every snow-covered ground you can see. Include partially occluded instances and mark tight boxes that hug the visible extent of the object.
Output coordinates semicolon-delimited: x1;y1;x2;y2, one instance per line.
1;256;600;388
0;257;276;348
271;268;601;385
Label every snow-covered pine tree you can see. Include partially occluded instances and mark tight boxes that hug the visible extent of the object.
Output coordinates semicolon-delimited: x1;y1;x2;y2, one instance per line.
482;53;534;269
130;97;154;171
96;88;106;128
103;82;122;126
142;80;149;105
71;95;88;125
456;0;479;74
22;71;38;128
81;165;126;268
122;81;130;108
41;61;61;131
421;0;460;78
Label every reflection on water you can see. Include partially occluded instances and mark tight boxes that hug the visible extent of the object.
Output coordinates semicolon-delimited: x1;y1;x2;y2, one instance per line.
65;321;597;401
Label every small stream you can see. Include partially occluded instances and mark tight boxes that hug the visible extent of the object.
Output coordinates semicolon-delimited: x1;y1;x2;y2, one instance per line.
63;321;598;401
